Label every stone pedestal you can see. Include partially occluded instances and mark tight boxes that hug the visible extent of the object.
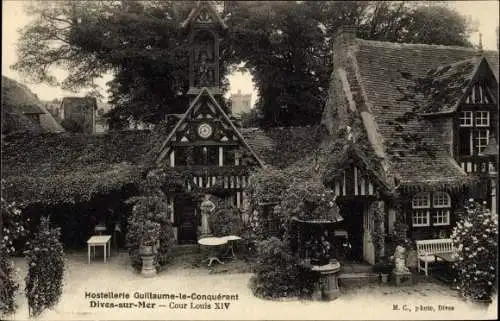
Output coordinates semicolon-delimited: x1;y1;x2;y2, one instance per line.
141;255;157;277
310;261;341;301
392;271;412;286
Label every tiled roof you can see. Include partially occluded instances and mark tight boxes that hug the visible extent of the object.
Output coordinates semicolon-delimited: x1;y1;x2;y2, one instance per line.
351;39;499;186
241;125;325;168
416;58;476;114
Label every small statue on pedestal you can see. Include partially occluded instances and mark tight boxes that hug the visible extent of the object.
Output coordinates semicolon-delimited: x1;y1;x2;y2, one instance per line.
393;245;409;273
200;194;215;238
391;244;412;286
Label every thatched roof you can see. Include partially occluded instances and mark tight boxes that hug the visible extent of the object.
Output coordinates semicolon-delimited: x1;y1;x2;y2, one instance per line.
2;76;64;133
1;124;325;205
1;130;163;205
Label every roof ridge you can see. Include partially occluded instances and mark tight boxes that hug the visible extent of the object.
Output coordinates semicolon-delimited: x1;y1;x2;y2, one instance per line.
357;38;478;52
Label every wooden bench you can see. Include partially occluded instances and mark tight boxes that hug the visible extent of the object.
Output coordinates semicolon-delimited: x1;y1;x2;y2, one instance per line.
415;239;456;276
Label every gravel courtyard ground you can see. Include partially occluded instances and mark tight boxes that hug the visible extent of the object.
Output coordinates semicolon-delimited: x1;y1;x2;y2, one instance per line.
3;252;497;320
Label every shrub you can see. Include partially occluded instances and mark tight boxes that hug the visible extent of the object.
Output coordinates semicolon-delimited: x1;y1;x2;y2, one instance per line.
126;196;175;271
392;220;411;247
60;118;84;133
251;237;311;298
24;217;64;317
451;201;497;302
0;246;19;316
1;183;28;315
208;206;243;237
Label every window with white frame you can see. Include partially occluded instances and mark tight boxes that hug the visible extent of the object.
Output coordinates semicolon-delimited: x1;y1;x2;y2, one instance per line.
412;193;430;208
412;209;430;227
460;111;473;127
475;129;489;155
412;192;451;227
458;110;494;158
432;191;451;208
412;193;431;226
475;111;490;127
433;209;450;226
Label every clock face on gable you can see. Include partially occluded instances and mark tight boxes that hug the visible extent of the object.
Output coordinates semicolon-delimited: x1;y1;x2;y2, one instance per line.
197;122;213;139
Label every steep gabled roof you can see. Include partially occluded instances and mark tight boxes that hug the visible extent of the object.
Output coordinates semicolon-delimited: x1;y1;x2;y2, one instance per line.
155;87;264;167
408;57;497;115
326;37;499;190
180;1;227;30
2;76;64;133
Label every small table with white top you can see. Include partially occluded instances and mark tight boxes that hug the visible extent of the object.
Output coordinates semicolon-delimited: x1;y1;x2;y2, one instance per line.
198;237;228;267
87;235;112;264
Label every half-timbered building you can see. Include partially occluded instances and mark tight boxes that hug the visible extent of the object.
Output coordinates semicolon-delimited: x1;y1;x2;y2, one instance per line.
320;26;498;254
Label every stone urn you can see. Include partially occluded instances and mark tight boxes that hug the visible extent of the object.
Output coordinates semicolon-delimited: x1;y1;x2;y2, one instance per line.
139;244;157;277
310;260;342;301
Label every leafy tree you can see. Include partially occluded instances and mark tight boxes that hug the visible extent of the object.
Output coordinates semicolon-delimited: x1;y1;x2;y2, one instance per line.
13;1;473;127
24;217;64;317
227;1;473;127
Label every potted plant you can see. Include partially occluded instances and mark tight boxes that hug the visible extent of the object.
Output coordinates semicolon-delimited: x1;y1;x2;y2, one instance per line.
139;220;160;256
309;235;332;266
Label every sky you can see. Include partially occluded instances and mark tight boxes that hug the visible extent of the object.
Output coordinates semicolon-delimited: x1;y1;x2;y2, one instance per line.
2;0;499;107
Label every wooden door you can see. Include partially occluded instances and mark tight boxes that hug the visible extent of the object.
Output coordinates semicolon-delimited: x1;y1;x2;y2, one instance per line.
363;203;376;265
175;196;198;244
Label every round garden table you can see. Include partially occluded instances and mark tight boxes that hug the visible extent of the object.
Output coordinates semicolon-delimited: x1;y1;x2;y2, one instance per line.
220;235;242;259
198;237;228;267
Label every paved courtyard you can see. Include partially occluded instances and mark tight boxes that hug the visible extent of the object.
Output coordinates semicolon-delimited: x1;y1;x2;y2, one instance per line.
4;252;497;320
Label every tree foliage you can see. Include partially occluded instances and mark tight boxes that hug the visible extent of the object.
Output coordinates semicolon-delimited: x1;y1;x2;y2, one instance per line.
13;1;474;127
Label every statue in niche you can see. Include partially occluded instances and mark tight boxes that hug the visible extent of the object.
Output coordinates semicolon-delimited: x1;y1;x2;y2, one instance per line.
197;51;214;87
194;36;215;87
